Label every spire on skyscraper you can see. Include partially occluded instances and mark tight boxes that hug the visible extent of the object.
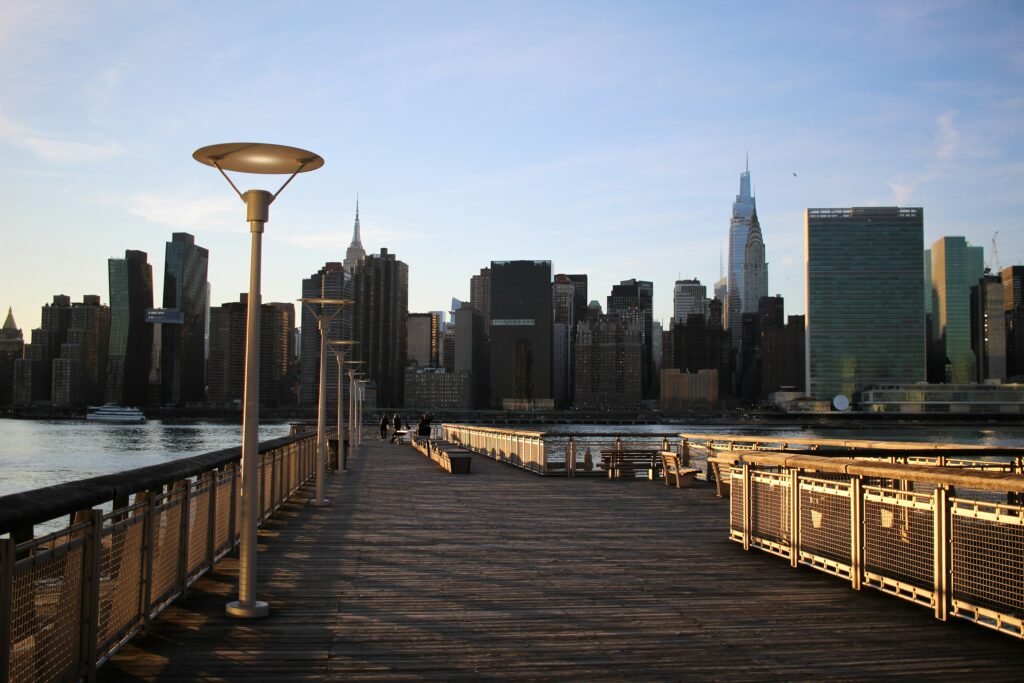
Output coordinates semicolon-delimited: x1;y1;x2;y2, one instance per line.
2;307;17;331
344;195;367;272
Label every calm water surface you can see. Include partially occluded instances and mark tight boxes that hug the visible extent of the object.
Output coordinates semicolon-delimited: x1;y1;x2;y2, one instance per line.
0;418;292;497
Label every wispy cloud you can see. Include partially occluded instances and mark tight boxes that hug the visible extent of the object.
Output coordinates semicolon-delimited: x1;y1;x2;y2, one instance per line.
935;111;960;159
126;193;239;232
0;115;123;163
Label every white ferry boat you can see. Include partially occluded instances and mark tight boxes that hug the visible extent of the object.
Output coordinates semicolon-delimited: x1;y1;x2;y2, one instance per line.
86;403;146;424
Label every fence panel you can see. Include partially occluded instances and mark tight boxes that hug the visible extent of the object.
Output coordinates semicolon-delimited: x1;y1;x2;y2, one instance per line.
96;504;146;663
749;470;792;558
863;487;935;608
798;477;853;579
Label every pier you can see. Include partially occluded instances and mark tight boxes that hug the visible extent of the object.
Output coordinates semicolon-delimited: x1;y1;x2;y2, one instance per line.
92;435;1024;681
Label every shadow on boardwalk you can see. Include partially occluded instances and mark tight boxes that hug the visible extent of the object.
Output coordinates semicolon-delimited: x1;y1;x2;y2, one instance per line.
102;437;1024;682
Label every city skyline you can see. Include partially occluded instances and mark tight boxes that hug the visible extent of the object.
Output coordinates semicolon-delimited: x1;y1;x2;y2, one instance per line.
2;2;1023;332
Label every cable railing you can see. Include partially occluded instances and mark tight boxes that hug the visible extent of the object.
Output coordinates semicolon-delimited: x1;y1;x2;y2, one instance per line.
0;431;319;683
716;449;1024;640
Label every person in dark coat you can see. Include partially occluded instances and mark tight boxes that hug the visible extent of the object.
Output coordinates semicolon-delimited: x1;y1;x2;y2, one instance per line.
417;413;433;438
379;414;388;441
390;413;403;443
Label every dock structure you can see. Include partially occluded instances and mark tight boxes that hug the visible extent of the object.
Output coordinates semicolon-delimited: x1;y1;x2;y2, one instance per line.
97;436;1024;681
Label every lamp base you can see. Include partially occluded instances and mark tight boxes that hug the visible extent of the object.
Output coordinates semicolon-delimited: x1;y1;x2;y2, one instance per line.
226;600;270;619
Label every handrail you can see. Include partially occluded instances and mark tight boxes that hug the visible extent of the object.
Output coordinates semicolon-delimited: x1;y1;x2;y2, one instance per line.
721;451;1024;639
0;433;306;535
1;431;320;683
679;432;1024;454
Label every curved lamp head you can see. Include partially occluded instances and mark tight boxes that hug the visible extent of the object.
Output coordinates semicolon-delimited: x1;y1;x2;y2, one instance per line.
299;297;354;307
193;143;323;174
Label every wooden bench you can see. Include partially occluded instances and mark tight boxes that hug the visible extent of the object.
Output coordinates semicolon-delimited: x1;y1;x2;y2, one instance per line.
411;436;472;474
659;451;700;488
600;449;661;480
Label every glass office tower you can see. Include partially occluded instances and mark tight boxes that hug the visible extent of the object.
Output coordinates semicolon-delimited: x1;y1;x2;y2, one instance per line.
805;207;925;402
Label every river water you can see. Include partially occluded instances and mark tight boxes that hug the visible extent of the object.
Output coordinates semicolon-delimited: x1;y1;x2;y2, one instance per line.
3;418;1024;499
0;418;293;498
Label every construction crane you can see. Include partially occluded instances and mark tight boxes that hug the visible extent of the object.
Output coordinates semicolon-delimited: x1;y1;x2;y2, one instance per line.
992;231;1001;272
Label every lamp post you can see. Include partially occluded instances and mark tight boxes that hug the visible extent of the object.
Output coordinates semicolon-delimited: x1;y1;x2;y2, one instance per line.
328;340;358;470
299;298;353;506
345;361;365;447
193;142;323;619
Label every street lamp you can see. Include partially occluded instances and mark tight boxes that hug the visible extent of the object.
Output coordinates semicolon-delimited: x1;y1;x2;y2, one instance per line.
299;297;353;506
345;361;365;447
328;339;358;470
193;142;324;620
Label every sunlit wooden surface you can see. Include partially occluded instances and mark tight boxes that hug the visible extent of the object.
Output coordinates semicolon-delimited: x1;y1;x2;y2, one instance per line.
101;435;1024;681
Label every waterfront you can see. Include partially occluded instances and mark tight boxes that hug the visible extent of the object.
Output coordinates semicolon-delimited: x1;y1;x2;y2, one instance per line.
3;417;1024;499
0;417;292;497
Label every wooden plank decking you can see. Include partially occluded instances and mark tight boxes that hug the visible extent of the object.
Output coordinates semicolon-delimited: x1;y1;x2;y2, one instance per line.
101;435;1024;681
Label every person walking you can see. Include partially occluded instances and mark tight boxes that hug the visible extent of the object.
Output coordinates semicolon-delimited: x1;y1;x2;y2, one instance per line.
390;413;402;443
379;414;388;441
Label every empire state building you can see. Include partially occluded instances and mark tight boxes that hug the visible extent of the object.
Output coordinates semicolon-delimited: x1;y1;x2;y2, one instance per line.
344;198;366;272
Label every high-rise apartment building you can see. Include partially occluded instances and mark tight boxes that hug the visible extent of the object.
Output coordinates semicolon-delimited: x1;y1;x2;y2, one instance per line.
161;233;209;405
607;279;654;398
13;295;72;404
489;260;552;409
574;316;643;411
0;309;24;404
930;236;985;384
208;295;294;407
353;248;409;408
106;250;153;406
673;279;708;324
806;207;925;401
454;305;487;407
300;262;352;407
53;295;111;408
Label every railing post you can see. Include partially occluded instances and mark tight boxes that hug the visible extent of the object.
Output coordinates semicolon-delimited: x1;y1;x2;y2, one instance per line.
790;468;799;568
228;464;239;551
138;492;155;630
205;472;217;571
0;538;14;683
567;437;576;478
850;477;863;591
174;481;190;594
934;485;951;621
77;508;102;682
742;462;752;551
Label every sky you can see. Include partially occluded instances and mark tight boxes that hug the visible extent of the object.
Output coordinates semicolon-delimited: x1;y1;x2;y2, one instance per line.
2;1;1023;334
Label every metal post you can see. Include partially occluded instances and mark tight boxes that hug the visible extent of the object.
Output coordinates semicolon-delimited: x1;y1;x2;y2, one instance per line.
934;485;951;621
0;538;14;683
567;436;576;478
790;469;799;568
313;316;330;505
742;462;752;551
851;477;863;590
78;509;102;682
227;189;271;619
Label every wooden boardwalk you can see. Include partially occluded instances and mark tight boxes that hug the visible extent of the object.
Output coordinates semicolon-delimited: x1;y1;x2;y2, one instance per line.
101;436;1024;682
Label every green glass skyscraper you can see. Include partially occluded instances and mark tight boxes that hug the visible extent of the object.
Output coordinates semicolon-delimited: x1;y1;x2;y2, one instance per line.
930;236;984;384
805;207;925;402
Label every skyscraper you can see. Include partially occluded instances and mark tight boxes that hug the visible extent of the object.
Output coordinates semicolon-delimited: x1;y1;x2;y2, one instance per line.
930;236;985;384
300;262;352;406
1004;266;1024;380
161;233;209;405
470;267;491;331
489;260;552;409
407;312;441;368
607;279;654;398
344;198;366;272
673;279;708;324
726;160;757;348
106;250;153;406
53;295;111;408
353;248;409;408
13;295;72;404
574;315;643;410
743;208;768;318
805;207;925;401
208;295;294;407
971;275;1006;382
552;274;577;407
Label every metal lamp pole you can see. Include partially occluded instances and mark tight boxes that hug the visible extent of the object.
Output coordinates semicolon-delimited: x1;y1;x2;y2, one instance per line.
193;142;324;619
299;298;353;506
345;362;365;447
328;340;358;470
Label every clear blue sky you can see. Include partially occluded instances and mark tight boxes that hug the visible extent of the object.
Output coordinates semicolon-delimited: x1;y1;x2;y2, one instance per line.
2;1;1022;333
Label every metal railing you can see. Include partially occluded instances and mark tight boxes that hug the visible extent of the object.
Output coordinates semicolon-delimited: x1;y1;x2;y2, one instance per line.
0;432;319;683
441;425;683;476
723;450;1024;639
